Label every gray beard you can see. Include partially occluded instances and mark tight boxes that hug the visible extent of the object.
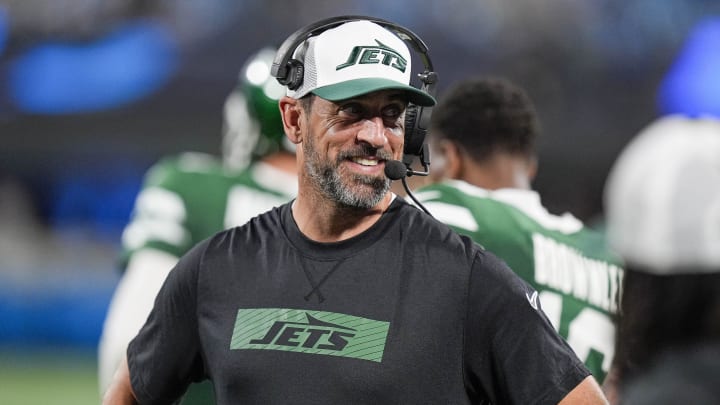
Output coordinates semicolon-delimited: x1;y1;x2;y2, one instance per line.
311;165;390;209
304;142;391;209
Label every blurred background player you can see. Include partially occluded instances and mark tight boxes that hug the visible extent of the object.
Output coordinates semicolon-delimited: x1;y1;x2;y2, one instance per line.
414;76;624;383
602;115;720;404
97;47;297;401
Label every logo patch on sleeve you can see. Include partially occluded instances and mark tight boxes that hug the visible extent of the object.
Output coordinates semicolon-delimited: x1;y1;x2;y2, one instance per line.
230;308;390;362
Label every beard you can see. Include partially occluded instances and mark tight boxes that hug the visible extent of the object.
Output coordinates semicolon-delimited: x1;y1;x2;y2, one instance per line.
303;137;392;209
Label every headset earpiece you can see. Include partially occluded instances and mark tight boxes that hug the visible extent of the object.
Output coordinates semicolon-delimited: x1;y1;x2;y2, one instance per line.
404;104;421;155
404;69;437;160
278;59;304;90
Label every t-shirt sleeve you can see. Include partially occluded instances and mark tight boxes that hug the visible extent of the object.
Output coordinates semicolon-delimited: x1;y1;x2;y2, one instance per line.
127;239;208;404
464;250;590;405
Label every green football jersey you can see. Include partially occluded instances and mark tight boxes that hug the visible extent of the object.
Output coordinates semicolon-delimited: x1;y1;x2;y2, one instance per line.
416;180;623;383
121;152;297;264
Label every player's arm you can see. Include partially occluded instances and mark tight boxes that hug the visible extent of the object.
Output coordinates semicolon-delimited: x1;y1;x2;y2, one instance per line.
558;376;609;405
102;356;139;405
98;249;179;393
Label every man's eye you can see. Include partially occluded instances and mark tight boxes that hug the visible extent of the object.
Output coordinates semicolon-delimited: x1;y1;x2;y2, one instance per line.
382;105;404;123
340;103;363;116
383;106;402;119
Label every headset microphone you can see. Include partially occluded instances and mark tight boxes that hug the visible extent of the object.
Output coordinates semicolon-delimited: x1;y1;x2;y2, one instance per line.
385;159;433;217
385;141;432;180
384;160;408;180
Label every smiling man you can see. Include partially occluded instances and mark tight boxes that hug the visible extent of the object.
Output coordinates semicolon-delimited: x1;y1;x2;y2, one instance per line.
296;91;403;209
102;17;608;405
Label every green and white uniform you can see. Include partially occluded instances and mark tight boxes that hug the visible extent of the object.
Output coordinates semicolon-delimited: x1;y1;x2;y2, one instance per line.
121;152;297;261
98;152;296;400
416;180;623;383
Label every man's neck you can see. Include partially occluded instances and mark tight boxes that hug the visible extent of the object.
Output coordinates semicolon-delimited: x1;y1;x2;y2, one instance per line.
291;190;393;243
461;153;533;190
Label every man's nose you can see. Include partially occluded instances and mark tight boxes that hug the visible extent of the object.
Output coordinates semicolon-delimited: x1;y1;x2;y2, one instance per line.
356;117;389;148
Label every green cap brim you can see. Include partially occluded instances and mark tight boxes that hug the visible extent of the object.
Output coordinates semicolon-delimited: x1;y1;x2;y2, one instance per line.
312;78;436;107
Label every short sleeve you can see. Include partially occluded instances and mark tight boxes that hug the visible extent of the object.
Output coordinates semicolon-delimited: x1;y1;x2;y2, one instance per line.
127;239;209;404
463;250;590;405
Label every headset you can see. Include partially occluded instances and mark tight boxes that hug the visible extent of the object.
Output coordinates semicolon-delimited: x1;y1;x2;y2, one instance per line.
271;15;438;174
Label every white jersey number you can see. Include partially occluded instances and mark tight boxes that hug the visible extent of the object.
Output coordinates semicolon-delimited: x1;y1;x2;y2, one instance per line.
539;290;615;377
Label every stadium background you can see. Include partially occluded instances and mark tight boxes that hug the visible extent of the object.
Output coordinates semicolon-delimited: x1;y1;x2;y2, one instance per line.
1;1;719;403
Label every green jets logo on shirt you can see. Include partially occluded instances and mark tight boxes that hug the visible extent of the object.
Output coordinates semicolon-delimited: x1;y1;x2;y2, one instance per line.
336;40;407;73
230;308;390;362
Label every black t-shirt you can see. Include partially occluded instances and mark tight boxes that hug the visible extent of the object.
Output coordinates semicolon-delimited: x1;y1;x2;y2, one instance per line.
128;197;589;404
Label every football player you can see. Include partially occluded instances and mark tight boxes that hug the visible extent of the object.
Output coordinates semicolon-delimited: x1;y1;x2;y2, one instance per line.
415;76;624;383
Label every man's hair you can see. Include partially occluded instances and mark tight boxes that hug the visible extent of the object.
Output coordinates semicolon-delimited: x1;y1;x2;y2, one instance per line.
297;93;315;115
429;76;540;162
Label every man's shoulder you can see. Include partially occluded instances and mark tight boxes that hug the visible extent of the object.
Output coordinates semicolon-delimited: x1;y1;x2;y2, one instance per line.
203;203;289;252
218;202;288;234
415;181;477;202
392;197;487;254
414;182;521;236
415;181;516;212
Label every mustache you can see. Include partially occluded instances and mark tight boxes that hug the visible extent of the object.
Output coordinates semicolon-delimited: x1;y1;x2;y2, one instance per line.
336;145;394;162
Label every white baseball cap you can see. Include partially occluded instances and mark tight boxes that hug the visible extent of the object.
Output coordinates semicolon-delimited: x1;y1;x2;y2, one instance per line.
604;115;720;274
287;20;436;107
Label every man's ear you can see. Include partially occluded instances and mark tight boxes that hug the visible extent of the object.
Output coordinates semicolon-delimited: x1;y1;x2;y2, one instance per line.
279;96;303;144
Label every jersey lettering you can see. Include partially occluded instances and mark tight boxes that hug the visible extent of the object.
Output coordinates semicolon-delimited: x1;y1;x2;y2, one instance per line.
533;233;624;313
533;232;622;382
